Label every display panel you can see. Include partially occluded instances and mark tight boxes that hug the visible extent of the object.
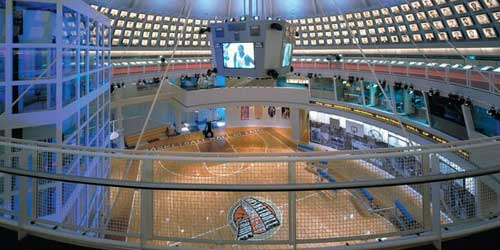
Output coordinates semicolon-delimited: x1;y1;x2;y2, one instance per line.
425;32;435;40
483;27;497;38
476;14;490;24
484;0;499;8
438;32;449;40
466;29;480;39
494;12;500;21
452;30;464;40
461;17;474;26
411;1;421;10
441;7;453;16
447;19;459;28
454;4;467;14
222;43;255;69
468;1;483;11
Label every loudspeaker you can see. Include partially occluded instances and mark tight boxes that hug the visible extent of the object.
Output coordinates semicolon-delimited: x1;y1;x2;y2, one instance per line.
198;27;211;34
267;69;279;79
270;23;283;31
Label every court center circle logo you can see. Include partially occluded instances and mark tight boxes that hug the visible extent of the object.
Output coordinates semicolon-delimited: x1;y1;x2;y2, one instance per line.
228;197;282;241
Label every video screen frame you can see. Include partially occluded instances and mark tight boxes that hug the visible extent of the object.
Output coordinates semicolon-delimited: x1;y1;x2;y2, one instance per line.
222;42;256;69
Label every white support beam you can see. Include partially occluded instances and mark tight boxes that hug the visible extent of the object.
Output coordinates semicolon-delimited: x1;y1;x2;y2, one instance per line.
430;154;442;250
140;159;154;242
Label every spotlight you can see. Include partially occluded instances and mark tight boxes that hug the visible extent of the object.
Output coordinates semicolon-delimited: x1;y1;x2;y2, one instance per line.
267;17;273;20
270;23;283;31
267;69;279;79
408;85;415;94
253;16;259;20
464;98;472;107
487;106;496;117
459;96;465;105
198;27;211;34
240;16;246;21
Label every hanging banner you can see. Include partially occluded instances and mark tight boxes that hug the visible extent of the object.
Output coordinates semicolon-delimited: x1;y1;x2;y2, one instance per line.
241;106;250;120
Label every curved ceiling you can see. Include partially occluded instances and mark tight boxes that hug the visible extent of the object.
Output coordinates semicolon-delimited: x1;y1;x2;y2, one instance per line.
86;0;404;19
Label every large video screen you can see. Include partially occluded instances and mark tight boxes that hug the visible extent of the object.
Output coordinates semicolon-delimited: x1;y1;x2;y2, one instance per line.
222;43;255;69
282;43;293;67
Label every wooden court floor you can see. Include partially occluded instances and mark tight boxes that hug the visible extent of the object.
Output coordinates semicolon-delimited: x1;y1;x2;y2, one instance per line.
108;127;420;247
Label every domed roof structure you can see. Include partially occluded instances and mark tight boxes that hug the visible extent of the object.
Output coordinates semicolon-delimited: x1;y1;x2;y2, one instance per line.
86;0;404;19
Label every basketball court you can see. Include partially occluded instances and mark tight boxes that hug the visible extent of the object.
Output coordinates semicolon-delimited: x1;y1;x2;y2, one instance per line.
109;127;425;247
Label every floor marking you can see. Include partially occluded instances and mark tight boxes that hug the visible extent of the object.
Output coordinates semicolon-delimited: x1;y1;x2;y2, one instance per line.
264;129;292;149
157;160;214;179
225;137;238;153
255;133;269;153
168;192;321;247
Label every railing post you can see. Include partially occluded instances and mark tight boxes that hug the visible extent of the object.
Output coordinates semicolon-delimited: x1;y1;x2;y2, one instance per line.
430;154;442;250
333;77;338;101
360;80;366;106
141;159;154;245
466;70;471;87
18;148;31;240
422;154;432;232
288;161;297;249
489;72;494;93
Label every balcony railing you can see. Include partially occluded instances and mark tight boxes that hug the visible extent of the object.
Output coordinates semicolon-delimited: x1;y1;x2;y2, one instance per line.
0;136;499;249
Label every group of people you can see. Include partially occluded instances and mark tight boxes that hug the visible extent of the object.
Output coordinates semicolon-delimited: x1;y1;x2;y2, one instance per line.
137;77;162;88
110;82;125;93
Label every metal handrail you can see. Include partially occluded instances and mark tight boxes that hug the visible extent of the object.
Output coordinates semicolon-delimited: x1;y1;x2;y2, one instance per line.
0;162;499;192
1;137;499;162
0;135;499;191
1;134;499;161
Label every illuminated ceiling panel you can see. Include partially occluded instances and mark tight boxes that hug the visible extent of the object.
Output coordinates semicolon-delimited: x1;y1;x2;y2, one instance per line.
85;0;405;19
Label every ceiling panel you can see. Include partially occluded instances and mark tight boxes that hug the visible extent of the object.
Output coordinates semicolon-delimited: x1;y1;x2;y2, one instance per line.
87;0;406;19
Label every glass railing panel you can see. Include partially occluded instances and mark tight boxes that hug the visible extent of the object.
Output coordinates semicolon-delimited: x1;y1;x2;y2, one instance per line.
338;80;363;105
403;90;429;125
471;106;500;137
369;85;393;113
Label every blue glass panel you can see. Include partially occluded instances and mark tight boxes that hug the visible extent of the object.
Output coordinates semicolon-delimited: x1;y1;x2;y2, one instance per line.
472;106;500;136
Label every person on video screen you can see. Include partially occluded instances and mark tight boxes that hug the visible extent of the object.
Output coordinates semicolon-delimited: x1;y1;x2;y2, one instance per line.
282;44;292;66
233;44;254;68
